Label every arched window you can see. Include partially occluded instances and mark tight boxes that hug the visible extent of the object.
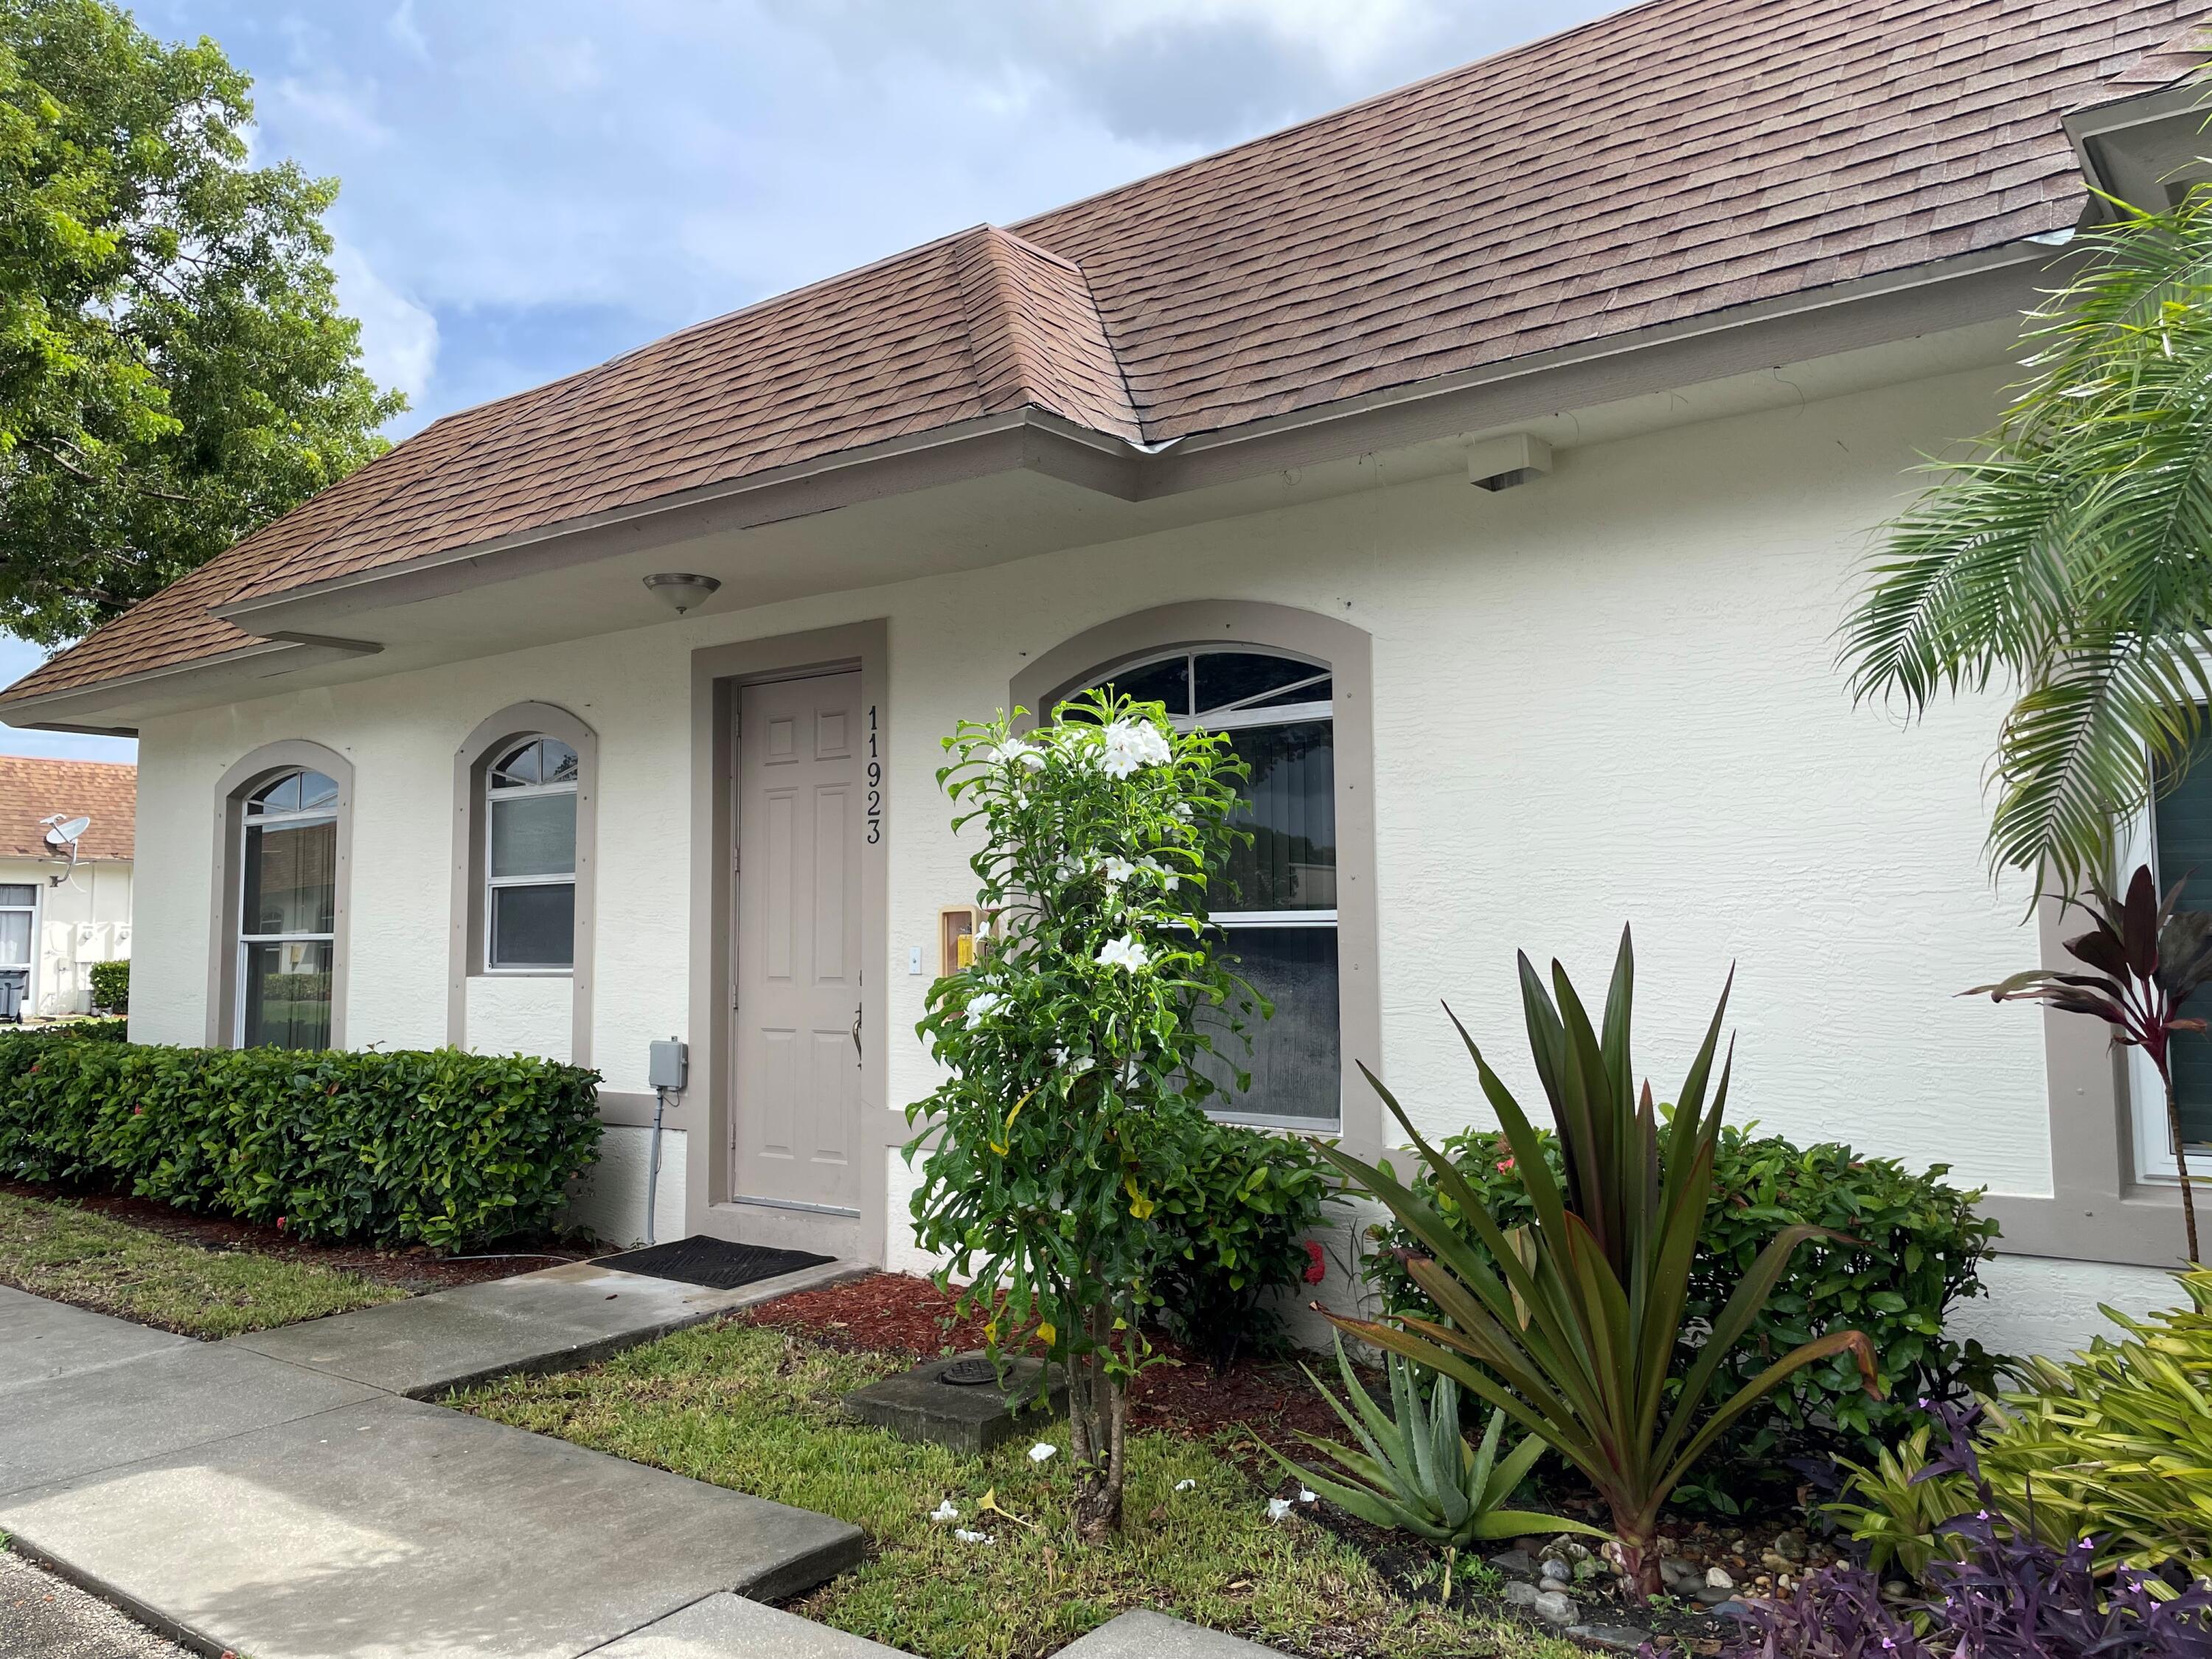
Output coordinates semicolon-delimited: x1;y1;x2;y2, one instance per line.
1085;647;1340;1126
235;766;341;1048
484;735;579;970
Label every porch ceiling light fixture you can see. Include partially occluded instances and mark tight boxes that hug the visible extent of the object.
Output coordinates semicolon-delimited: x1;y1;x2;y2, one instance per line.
643;571;722;616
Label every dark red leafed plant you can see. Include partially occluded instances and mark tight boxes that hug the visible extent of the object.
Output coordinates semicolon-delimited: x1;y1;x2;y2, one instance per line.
1968;865;2212;1265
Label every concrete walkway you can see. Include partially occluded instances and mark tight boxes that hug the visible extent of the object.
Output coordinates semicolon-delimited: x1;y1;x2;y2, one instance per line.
0;1262;868;1659
1;1265;1279;1659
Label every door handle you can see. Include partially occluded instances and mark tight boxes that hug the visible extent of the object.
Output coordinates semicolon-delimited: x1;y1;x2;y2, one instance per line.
851;1002;863;1065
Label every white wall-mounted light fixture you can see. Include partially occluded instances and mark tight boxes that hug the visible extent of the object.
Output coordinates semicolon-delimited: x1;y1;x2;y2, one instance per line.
643;572;722;616
1467;433;1553;493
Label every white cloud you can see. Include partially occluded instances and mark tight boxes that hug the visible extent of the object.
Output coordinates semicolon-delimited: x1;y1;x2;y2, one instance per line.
385;0;428;61
331;240;437;410
133;0;1619;428
264;74;394;148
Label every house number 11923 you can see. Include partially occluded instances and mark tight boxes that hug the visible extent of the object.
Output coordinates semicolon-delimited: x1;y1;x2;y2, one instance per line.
866;704;882;844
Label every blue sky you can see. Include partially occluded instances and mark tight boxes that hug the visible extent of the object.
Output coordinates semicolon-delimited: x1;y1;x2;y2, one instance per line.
1;0;1617;763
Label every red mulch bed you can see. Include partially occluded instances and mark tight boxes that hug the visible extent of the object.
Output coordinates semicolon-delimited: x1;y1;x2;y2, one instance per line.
1;1179;605;1293
743;1269;1350;1449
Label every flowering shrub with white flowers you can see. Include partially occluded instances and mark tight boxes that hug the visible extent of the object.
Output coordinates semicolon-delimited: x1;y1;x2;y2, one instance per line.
905;687;1254;1540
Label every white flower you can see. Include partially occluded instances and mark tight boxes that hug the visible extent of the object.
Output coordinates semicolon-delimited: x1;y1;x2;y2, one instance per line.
930;1500;960;1524
1099;718;1172;779
1267;1497;1293;1523
965;991;1006;1020
1299;1489;1317;1504
987;737;1045;772
1028;1442;1057;1464
1174;1478;1196;1492
953;1528;992;1545
1097;935;1150;973
1102;856;1138;885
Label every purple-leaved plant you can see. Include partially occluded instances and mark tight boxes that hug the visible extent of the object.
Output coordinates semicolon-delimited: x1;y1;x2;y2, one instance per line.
1657;1405;2212;1659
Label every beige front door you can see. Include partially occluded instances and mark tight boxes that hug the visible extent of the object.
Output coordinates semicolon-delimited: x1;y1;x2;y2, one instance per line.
733;671;866;1214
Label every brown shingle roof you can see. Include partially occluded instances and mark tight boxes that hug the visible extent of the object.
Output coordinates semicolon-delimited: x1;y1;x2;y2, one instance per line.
0;757;135;861
5;0;2205;706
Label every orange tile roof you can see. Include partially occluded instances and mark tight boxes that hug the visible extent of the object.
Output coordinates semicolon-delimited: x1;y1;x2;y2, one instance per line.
0;757;135;861
4;0;2205;706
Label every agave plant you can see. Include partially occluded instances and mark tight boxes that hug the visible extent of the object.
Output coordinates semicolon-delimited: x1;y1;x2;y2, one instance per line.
1270;1335;1601;1555
1967;864;2212;1264
1315;927;1879;1599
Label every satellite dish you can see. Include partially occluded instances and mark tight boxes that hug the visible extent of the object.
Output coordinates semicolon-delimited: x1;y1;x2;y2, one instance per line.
39;815;90;886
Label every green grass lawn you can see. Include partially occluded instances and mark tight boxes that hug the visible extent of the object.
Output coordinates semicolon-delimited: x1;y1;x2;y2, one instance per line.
455;1321;1579;1659
0;1192;403;1338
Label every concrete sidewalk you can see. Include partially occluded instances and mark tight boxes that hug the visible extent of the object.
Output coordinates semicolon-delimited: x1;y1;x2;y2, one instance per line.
1;1266;1276;1659
0;1262;868;1659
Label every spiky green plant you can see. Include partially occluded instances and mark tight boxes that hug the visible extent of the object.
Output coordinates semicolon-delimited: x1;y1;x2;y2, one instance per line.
1315;928;1879;1598
1839;186;2212;891
1825;1423;1976;1581
1269;1335;1602;1552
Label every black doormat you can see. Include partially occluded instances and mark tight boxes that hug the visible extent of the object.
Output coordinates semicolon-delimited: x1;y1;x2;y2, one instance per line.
599;1235;834;1291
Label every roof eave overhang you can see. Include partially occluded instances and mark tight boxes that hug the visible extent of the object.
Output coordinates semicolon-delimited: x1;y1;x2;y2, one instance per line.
209;409;1141;636
0;636;382;735
8;234;2067;721
2064;80;2207;212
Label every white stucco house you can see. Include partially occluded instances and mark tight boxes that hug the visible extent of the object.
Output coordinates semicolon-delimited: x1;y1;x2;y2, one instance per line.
0;757;134;1021
4;0;2208;1354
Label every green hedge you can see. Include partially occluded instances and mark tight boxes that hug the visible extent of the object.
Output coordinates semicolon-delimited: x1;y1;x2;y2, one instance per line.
17;1017;129;1043
1366;1119;2005;1513
0;1034;602;1251
88;959;128;1014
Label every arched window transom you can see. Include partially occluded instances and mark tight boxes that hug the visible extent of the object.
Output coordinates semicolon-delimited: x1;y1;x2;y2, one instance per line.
1088;647;1339;1127
485;737;578;970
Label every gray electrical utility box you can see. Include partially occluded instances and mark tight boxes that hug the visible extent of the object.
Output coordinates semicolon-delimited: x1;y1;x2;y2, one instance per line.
648;1038;688;1092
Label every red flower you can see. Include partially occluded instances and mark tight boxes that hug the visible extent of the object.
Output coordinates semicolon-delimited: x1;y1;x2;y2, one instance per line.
276;1216;287;1231
133;1105;144;1116
1495;1157;1516;1172
1301;1240;1326;1284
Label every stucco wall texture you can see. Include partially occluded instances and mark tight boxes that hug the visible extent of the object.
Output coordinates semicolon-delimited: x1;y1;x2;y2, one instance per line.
1;857;131;1018
125;360;2181;1357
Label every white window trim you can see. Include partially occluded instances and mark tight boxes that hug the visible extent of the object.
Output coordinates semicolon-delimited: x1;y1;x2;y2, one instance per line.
234;779;340;1048
0;880;38;1018
482;739;579;975
1107;644;1341;1131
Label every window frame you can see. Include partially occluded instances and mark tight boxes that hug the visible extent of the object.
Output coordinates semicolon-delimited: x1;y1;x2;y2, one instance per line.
235;770;341;1049
207;741;353;1050
1097;646;1340;1131
2119;788;2211;1183
482;736;580;974
448;702;599;1068
1010;603;1380;1155
0;880;38;1018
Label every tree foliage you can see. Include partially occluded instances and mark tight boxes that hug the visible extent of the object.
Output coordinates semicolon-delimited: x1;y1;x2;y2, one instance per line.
0;0;402;645
905;690;1256;1539
1840;187;2212;891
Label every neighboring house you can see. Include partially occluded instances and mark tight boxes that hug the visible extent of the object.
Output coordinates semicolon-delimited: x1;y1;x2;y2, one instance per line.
0;757;135;1020
1;0;2206;1350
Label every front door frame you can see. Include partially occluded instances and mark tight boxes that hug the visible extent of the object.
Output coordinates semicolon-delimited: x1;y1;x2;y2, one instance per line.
689;620;889;1264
